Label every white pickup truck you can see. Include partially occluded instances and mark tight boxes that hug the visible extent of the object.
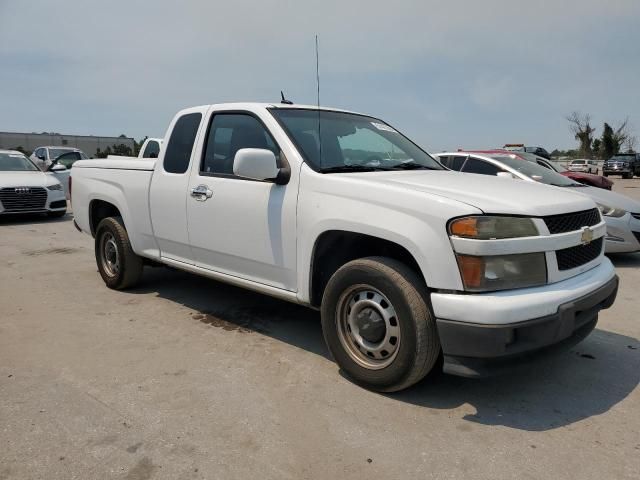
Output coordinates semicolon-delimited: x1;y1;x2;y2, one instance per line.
71;102;618;392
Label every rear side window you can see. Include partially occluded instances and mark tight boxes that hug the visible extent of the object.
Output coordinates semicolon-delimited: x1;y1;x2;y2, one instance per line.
462;158;502;175
201;113;279;176
163;113;202;174
439;155;466;171
142;140;161;158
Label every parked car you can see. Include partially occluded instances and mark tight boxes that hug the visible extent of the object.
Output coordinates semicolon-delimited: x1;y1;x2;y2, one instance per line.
139;138;163;158
0;150;67;217
568;159;599;174
603;153;639;178
30;146;88;171
516;152;613;190
436;150;640;253
503;144;551;160
71;102;618;391
107;137;163;160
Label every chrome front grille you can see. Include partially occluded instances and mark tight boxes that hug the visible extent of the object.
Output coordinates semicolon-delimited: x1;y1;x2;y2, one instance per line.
0;187;48;212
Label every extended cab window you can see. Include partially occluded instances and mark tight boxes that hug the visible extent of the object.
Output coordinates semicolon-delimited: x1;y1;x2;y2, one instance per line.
462;158;502;175
163;113;202;174
142;140;160;159
201;113;279;176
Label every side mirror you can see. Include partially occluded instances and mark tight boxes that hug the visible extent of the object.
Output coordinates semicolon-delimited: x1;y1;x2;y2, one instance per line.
37;154;46;161
496;171;515;179
233;148;285;183
50;164;67;172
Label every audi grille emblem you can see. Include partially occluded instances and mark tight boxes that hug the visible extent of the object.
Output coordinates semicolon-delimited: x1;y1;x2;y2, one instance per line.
14;187;31;194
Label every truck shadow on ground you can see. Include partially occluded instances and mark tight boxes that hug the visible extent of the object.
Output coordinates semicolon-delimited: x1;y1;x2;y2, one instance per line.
132;267;638;433
392;327;639;431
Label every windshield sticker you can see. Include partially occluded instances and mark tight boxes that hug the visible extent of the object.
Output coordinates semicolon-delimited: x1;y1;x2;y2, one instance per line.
371;122;396;133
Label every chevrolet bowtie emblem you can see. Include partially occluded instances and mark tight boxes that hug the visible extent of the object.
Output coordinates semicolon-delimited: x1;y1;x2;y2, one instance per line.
581;226;594;245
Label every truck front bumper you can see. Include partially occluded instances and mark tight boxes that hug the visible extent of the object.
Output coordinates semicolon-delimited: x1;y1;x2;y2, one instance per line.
431;260;618;377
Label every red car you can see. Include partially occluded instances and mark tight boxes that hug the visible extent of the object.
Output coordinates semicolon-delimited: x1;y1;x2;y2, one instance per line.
518;153;613;190
456;150;614;190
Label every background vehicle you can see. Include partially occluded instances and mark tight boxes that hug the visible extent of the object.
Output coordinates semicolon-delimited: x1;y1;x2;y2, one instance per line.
71;103;617;391
503;144;551;160
437;150;640;253
107;137;163;160
568;159;599;174
603;153;639;178
522;154;613;190
0;150;67;217
139;138;163;158
30;146;88;170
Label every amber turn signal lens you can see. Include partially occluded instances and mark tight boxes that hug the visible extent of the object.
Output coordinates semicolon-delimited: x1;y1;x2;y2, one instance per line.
456;255;484;289
449;217;478;237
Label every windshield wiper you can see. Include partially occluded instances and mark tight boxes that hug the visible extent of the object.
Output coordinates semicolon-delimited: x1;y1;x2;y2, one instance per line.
391;163;438;170
320;165;389;173
557;183;586;187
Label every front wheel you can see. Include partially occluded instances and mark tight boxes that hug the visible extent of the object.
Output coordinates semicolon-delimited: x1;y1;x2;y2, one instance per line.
321;257;440;392
95;217;143;290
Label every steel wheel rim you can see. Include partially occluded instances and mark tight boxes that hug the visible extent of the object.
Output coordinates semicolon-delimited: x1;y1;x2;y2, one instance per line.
336;286;400;370
101;233;120;277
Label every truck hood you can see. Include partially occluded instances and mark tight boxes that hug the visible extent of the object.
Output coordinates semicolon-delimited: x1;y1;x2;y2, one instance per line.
0;171;53;188
343;170;595;216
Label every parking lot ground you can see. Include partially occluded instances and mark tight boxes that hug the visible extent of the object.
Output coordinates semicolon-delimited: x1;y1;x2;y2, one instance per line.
1;179;639;480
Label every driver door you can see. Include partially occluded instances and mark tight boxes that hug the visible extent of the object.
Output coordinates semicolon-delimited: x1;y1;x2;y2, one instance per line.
186;110;297;291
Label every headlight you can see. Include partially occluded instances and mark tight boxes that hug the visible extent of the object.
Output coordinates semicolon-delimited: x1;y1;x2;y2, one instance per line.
47;184;62;191
597;203;626;218
448;216;538;239
456;253;547;292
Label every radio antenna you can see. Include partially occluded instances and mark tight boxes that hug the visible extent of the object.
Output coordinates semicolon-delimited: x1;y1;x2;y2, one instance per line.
315;34;322;167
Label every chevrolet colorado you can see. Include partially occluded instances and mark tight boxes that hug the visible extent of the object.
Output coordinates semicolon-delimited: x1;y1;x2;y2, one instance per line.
71;103;618;391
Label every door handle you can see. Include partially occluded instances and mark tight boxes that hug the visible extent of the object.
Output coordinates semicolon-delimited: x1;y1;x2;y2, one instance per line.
190;185;213;201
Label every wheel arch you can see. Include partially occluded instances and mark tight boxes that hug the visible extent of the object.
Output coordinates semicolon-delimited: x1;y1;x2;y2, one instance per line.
307;229;428;308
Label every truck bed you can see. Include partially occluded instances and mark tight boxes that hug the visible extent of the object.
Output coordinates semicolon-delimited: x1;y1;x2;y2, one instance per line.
74;158;156;170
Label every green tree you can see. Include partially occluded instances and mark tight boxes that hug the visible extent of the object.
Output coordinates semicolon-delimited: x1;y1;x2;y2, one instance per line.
591;138;602;159
601;123;615;159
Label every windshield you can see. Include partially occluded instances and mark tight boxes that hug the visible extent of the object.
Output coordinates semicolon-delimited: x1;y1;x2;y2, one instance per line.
609;155;634;162
571;160;586;164
270;109;443;172
489;154;579;187
0;152;40;171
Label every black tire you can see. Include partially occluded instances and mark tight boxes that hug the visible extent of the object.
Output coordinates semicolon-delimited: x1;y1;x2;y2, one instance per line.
95;216;143;290
321;257;440;392
47;210;67;218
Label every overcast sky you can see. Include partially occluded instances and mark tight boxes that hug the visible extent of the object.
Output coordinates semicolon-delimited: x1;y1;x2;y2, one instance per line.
1;0;639;151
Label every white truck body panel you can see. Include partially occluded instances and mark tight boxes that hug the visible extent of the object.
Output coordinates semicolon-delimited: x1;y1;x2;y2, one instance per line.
71;102;613;317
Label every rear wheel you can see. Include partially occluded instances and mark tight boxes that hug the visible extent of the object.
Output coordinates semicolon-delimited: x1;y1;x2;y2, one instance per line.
95;217;143;290
321;257;440;392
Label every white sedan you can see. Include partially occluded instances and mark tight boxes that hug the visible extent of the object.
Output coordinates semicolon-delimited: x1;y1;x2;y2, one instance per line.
436;150;640;254
0;150;67;217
